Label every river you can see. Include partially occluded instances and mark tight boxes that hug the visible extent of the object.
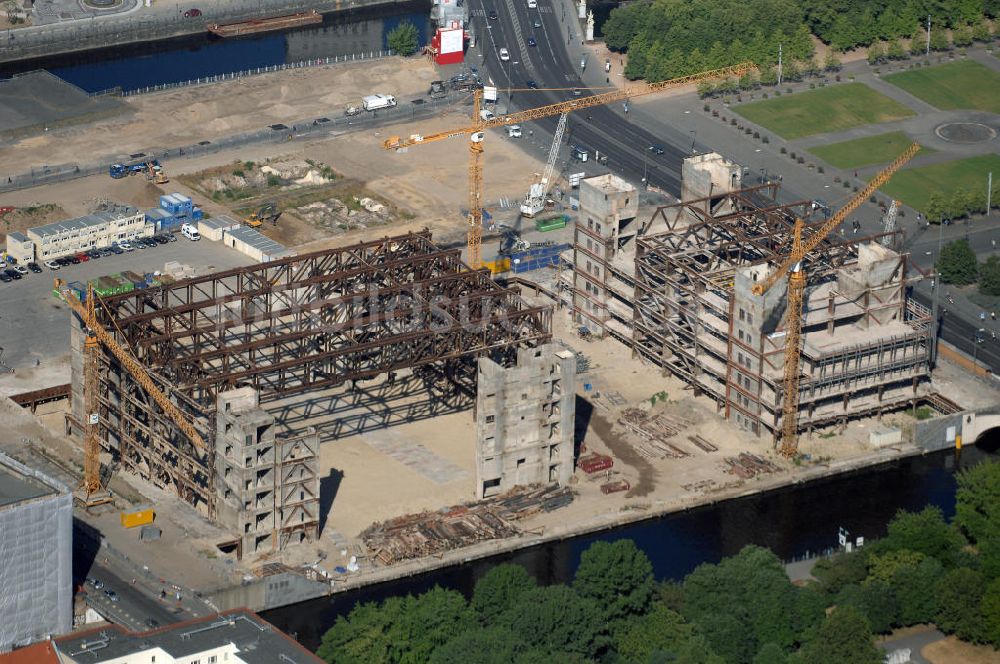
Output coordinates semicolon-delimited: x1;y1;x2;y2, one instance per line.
0;1;431;93
263;441;998;650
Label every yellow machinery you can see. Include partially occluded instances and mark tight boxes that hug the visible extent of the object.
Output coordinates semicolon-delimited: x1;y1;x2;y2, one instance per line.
146;162;168;185
244;201;279;228
54;280;207;504
120;507;155;528
383;63;757;269
750;143;920;457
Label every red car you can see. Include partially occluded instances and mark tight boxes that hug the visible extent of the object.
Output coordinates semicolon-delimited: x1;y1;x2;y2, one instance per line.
75;252;90;262
184;8;202;17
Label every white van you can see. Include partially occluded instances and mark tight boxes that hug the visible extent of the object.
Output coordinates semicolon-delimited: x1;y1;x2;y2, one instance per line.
480;109;495;121
507;125;522;138
181;223;201;241
362;94;397;112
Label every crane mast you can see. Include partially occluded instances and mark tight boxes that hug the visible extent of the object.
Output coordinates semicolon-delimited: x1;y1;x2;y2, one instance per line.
521;112;568;218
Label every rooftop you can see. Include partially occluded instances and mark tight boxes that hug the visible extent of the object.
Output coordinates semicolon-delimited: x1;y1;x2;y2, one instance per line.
30;205;140;238
55;610;321;664
7;231;28;243
226;226;288;255
0;451;65;510
201;215;242;231
0;640;60;663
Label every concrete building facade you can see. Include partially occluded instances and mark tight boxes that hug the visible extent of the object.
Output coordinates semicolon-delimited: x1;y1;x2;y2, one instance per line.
214;388;320;556
4;232;33;264
0;452;72;653
475;344;576;499
25;205;151;261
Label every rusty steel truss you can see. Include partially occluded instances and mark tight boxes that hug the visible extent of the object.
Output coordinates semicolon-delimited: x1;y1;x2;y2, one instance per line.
86;231;551;510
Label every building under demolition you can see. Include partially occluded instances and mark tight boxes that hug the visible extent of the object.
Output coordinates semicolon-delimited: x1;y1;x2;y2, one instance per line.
68;231;553;554
565;158;934;442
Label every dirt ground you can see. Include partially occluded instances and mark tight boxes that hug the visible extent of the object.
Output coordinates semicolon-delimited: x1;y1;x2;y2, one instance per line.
923;636;1000;664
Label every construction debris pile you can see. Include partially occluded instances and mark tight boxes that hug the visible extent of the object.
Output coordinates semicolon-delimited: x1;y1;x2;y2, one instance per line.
361;484;573;565
723;452;781;479
618;408;693;459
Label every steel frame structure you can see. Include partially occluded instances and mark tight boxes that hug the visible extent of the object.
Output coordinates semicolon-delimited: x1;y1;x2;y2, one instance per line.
84;231;551;511
630;184;931;442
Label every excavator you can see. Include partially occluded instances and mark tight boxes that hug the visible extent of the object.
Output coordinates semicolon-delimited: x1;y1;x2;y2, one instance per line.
145;161;169;185
244;201;280;228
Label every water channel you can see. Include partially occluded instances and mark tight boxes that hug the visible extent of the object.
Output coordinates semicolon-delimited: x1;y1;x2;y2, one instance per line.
0;1;431;93
264;442;999;650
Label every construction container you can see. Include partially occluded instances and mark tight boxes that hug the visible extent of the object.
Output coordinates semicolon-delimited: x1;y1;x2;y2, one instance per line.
534;215;569;232
120;507;155;529
482;257;511;274
578;453;613;474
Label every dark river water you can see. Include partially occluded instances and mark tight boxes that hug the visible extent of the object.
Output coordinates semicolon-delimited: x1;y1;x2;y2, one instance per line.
0;1;431;93
264;442;999;650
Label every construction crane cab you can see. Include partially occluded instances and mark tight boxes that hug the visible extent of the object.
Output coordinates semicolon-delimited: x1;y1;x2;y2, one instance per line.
496;223;530;256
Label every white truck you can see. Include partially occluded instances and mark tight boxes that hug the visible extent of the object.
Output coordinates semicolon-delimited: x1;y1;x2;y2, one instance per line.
362;94;397;112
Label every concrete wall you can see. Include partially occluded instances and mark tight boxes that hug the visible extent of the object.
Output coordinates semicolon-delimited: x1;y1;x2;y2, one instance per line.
680;152;742;211
208;571;329;612
475;345;576;499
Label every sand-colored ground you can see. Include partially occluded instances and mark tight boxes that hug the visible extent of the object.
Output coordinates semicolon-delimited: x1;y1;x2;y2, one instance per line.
0;56;437;174
924;636;1000;664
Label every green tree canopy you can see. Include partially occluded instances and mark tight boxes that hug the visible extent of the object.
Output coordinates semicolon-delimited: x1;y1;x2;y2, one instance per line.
574;539;655;623
936;239;978;285
955;461;1000;546
498;584;609;658
470;563;536;624
981;577;1000;647
834;582;899;633
427;627;519;664
812;550;869;596
926;191;949;223
614;603;694;662
752;642;788;664
980;256;1000;297
881;506;965;563
891;556;944;625
935;567;987;642
387;21;419;56
796;606;882;664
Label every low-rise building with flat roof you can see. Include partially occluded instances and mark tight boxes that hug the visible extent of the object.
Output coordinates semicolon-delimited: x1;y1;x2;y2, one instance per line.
27;205;152;261
223;226;295;263
54;610;322;664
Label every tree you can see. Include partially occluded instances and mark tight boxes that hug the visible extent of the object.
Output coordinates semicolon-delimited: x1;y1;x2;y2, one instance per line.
882;506;965;563
973;20;993;42
796;606;883;664
387;21;419;56
891;557;944;626
935;567;987;642
980;256;1000;296
471;563;536;624
936;239;978;285
753;642;788;664
602;4;644;51
498;585;609;658
926;191;948;223
865;549;926;586
317;597;407;664
675;635;726;664
834;582;899;633
388;587;474;664
867;43;886;65
887;39;906;59
739;71;760;91
910;28;927;55
428;627;519;664
950;187;972;219
955;461;1000;546
824;52;842;71
953;23;974;47
812;550;869;595
981;577;1000;647
760;65;779;86
574;539;654;623
782;59;802;81
614;604;694;663
930;27;951;51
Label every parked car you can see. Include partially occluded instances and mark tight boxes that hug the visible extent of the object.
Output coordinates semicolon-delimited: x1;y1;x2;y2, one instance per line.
4;268;21;280
86;249;102;259
479;109;495;121
13;264;28;275
183;7;201;17
75;252;90;262
165;233;177;243
0;272;11;283
499;47;510;62
119;242;134;251
66;255;80;264
44;260;60;270
27;262;42;273
109;244;124;254
154;235;169;244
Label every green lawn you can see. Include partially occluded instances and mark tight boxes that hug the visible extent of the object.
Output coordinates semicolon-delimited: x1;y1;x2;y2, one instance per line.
880;154;1000;213
884;60;1000;112
734;83;916;140
808;131;928;169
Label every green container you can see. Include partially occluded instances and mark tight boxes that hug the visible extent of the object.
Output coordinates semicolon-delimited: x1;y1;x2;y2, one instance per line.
535;217;567;232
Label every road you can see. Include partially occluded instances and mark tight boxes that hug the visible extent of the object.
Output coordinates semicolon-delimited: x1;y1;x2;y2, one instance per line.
469;0;690;194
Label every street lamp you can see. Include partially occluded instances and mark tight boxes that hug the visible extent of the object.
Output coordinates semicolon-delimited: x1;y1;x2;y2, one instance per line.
689;130;697;154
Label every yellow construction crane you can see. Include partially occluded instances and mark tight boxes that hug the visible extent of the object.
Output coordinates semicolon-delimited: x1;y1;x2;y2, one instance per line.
384;63;756;268
750;143;920;457
54;279;207;503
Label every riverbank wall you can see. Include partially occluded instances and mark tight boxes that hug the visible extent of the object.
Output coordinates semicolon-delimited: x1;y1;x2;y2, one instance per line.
0;0;414;64
206;436;965;613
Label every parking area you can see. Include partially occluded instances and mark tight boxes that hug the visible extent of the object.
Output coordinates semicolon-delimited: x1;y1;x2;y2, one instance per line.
0;235;254;372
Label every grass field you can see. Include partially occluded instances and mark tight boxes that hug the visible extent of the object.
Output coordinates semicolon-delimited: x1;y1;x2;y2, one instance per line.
808;131;928;169
884;60;1000;112
734;83;916;139
880;153;1000;212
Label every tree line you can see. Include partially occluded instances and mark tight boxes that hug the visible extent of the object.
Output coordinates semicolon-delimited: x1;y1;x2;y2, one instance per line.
315;460;1000;663
603;0;1000;82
